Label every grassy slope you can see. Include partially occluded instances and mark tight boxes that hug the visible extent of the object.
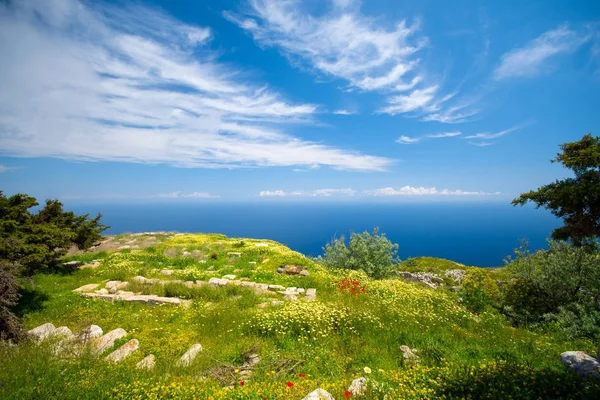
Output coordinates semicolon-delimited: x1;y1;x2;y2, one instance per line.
1;233;598;399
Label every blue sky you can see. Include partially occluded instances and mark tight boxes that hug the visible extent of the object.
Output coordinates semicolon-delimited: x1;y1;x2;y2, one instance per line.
0;0;599;202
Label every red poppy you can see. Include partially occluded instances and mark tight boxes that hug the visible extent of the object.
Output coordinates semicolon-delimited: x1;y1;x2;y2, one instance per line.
239;381;245;386
344;390;352;398
286;381;294;388
298;373;306;378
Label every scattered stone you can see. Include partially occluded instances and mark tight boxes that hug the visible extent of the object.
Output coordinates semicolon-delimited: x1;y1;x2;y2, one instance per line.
63;261;83;268
73;284;100;292
222;274;237;280
400;345;419;365
178;344;203;367
445;269;466;283
271;300;284;306
76;325;104;342
28;323;56;341
297;288;305;294
284;294;298;301
98;288;109;295
118;245;131;250
560;351;600;380
303;389;335;400
241;281;256;288
397;271;443;289
115;291;135;300
277;264;306;275
305;288;317;300
54;326;74;340
94;328;127;353
248;261;257;265
106;339;139;363
255;283;269;292
160;269;174;276
182;251;191;256
81;260;101;269
133;276;147;284
300;270;310;276
348;377;367;396
227;252;242;257
258;303;269;309
268;284;285;291
255;243;269;247
450;286;461;292
148;297;181;305
137;354;156;370
209;277;228;287
185;281;194;288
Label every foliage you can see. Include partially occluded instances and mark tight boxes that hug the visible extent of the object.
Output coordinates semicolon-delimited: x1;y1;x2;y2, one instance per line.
0;191;108;340
2;233;600;399
321;227;399;279
459;268;499;313
0;192;109;276
512;133;600;246
502;240;600;338
0;261;22;340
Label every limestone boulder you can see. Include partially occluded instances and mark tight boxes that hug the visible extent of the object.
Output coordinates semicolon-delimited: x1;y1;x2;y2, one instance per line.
560;351;600;380
137;354;156;369
348;377;367;396
28;323;56;341
302;389;335;400
106;339;139;363
178;344;202;367
94;328;127;353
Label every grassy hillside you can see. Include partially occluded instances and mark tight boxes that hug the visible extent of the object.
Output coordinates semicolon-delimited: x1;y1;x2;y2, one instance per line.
1;233;598;399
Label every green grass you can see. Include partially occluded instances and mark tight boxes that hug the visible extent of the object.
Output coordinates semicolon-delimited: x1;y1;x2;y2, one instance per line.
1;233;599;399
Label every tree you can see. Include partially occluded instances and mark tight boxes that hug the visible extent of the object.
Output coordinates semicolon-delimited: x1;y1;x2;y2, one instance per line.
322;227;399;279
0;191;108;339
512;133;600;246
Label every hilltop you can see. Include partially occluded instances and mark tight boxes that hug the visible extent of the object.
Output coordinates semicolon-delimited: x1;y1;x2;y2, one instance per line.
1;232;599;399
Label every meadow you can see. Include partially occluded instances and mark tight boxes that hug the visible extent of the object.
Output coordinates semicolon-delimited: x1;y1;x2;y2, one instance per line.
1;233;598;399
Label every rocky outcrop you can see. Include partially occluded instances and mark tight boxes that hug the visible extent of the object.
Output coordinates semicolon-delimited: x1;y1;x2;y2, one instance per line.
302;389;335;400
396;272;443;288
560;351;600;380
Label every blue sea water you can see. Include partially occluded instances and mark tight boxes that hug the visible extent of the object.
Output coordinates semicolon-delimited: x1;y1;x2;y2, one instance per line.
67;202;560;267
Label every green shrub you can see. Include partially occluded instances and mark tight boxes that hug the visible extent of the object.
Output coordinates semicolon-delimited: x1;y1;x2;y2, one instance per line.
459;268;499;313
321;228;399;279
501;240;600;338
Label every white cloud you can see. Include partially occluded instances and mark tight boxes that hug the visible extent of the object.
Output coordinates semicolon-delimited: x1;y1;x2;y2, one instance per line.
426;131;462;138
362;186;500;196
396;135;421;144
378;85;439;114
0;0;391;171
0;164;14;173
259;188;356;197
465;125;523;140
468;141;496;147
158;191;218;199
396;131;461;145
225;1;423;92
494;25;591;80
333;109;356;115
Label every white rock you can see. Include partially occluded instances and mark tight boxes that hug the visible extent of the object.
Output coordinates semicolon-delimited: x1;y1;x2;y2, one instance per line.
227;252;242;257
73;284;100;292
148;296;181;305
255;243;269;247
268;284;285;291
94;328;127;353
106;339;139;363
54;326;74;340
76;325;103;341
178;344;202;367
137;354;156;369
222;274;237;280
28;323;56;341
348;377;367;396
400;345;419;365
302;389;335;400
560;351;600;380
160;269;174;276
132;276;147;284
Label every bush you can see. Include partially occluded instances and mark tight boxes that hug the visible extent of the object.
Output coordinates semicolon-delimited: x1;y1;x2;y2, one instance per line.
501;240;600;338
321;228;399;279
0;261;23;340
459;268;499;313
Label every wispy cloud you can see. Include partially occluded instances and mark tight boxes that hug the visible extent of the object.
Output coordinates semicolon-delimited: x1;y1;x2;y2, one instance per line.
226;1;466;122
494;25;591;80
362;186;500;196
158;191;219;199
468;141;496;147
0;164;15;173
396;131;461;144
259;188;356;197
0;0;391;171
333;109;356;115
465;125;524;141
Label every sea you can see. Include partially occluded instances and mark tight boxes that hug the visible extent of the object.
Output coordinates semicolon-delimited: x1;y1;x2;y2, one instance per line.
66;202;560;267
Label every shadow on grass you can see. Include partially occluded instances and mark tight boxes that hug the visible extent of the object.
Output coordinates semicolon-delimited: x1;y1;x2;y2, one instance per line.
12;287;49;318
